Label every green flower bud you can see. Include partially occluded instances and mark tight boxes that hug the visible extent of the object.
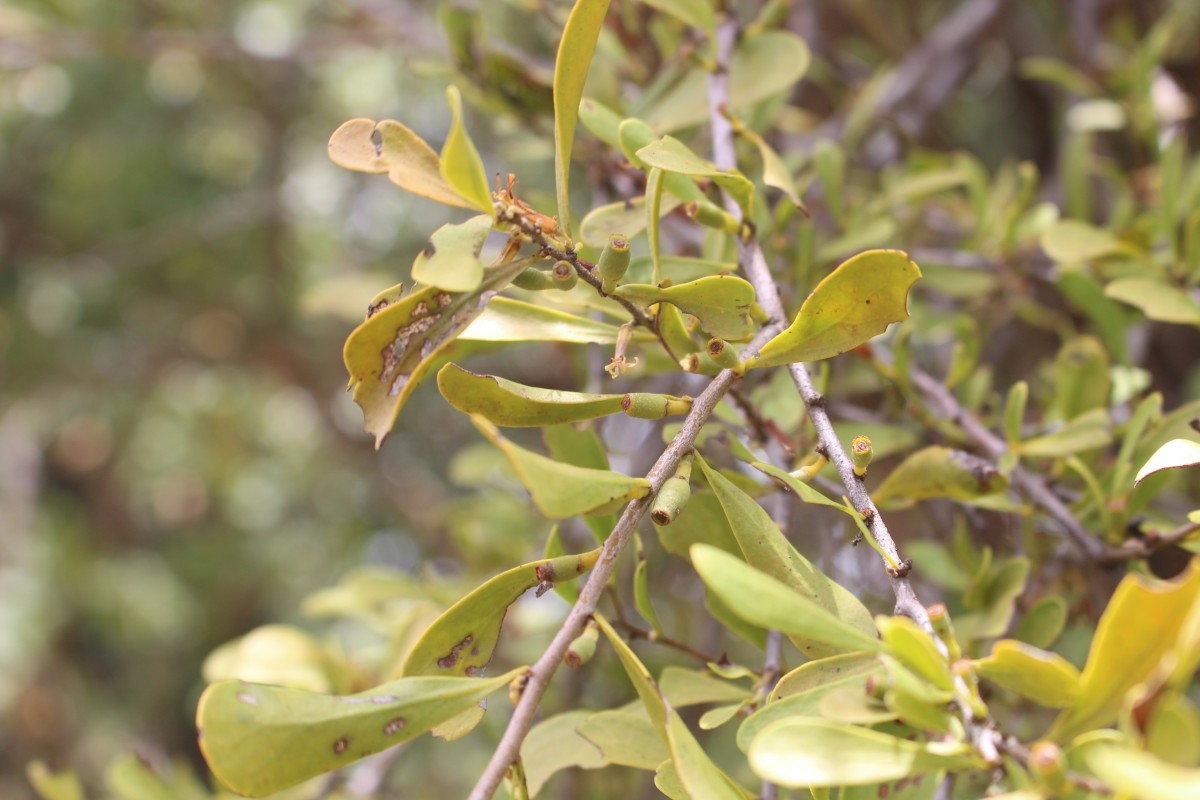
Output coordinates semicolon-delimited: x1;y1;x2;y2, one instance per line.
564;620;599;668
684;199;742;234
598;234;632;294
850;434;873;477
651;454;694;526
1028;741;1069;793
621;393;693;419
512;266;553;291
551;260;577;290
706;338;745;374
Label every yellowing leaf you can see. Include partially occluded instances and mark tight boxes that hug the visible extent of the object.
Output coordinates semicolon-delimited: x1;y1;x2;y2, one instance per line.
438;364;622;425
196;668;523;797
875;615;954;693
749;250;921;368
748;718;980;788
1081;742;1200;800
472;416;650;517
1019;408;1113;457
440;86;494;214
554;0;612;233
327;118;475;209
522;711;608;796
402;550;599;678
27;763;84;800
873;446;1008;508
974;639;1080;708
1106;278;1200;326
615;275;759;340
1049;560;1200;741
411;215;492;292
1134;438;1200;485
461;296;633;344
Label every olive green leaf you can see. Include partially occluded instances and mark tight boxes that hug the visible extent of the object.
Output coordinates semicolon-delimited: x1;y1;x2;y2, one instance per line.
694;454;877;657
104;753;210;800
578;708;668;769
326;118;477;209
748;718;980;788
750;460;850;512
440;86;494;214
957;555;1030;642
875;615;955;693
553;0;612;233
1012;595;1068;649
749;250;921;369
579;194;684;247
615;275;759;340
521;711;607;796
1134;438;1200;485
462;296;635;344
736;123;804;207
471;416;650;517
578;96;623;147
1081;742;1200;800
618;118;711;207
660;666;751;708
411;214;492;292
401;549;600;678
1048;335;1111;421
872;446;1009;509
1039;219;1125;262
1048;560;1200;741
634;559;664;638
1019;408;1113;457
643;31;810;132
641;0;715;44
27;762;84;800
343;258;528;448
1107;278;1200;326
974;639;1080;708
636;136;755;216
196;667;524;797
438;363;624;425
690;545;884;655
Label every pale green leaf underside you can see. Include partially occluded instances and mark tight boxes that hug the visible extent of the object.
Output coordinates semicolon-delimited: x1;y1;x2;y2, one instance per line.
411;214;492;292
615;275;758;340
637;136;755;215
1105;278;1200;325
197;668;523;797
438;363;624;426
751;250;921;368
1135;438;1200;485
462;296;635;344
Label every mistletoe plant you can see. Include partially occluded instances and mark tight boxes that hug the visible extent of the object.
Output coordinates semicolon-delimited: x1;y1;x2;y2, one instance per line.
27;3;1200;800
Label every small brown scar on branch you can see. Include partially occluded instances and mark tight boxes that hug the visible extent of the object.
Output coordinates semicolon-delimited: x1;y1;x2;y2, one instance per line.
886;558;914;578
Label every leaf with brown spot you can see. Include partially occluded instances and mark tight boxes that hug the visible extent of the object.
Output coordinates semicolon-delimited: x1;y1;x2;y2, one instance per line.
615;275;759;340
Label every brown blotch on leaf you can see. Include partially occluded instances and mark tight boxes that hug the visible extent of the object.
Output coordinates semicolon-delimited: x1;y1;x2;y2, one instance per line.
383;718;407;736
333;737;348;755
437;634;474;669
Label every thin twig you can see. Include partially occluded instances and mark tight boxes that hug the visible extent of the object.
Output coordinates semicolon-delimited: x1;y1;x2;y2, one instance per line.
467;328;772;800
758;629;784;800
707;17;931;633
608;614;724;667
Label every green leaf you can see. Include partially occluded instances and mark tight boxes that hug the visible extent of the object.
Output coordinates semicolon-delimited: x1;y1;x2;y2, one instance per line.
634;559;664;637
750;460;852;511
438;364;624;425
462;297;634;344
660;666;751;707
875;615;954;692
522;711;607;796
440;86;494;214
1081;742;1200;800
1012;595;1068;649
974;639;1080;708
738;123;804;207
1019;408;1113;457
641;0;715;43
327;118;476;209
644;31;810;132
196;667;523;797
694;455;876;656
411;215;492;292
578;708;668;770
656;491;741;560
202;624;333;693
1039;219;1124;262
401;550;599;678
471;416;650;517
578;194;683;247
691;545;884;655
872;447;1008;508
554;0;612;233
1049;561;1200;741
958;555;1030;642
615;275;758;340
578;96;623;147
344;259;529;447
749;250;921;369
1134;438;1200;485
748;718;980;788
1145;690;1200;767
636;136;755;216
104;754;206;800
1048;335;1111;421
1106;278;1200;325
27;762;84;800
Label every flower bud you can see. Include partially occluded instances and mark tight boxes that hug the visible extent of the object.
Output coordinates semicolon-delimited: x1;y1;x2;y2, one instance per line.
651;454;694;526
621;393;693;419
565;620;599;668
551;260;577;290
850;434;873;477
598;234;632;294
684;199;741;234
512;266;553;291
706;338;745;374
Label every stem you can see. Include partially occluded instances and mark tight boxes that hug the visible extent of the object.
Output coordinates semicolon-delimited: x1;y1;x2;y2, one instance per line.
707;15;930;632
467;329;771;800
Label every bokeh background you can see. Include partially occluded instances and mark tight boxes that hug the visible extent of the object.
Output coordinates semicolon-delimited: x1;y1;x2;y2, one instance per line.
3;1;1199;798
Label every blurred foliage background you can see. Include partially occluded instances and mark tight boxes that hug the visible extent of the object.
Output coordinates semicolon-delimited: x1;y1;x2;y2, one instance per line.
2;0;1199;798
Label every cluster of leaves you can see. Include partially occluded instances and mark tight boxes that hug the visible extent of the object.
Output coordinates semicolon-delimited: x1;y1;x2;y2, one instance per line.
22;0;1200;799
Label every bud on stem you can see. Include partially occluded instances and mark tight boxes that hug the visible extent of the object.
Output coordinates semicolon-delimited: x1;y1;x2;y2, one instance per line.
512;266;554;291
564;619;599;668
684;199;742;234
598;234;632;294
850;434;873;477
621;393;693;419
551;260;577;290
706;338;746;375
651;452;694;526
